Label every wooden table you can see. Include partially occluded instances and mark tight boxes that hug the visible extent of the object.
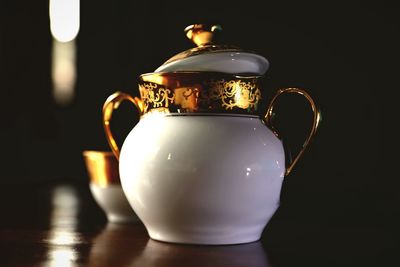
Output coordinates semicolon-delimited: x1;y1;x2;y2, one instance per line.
0;182;396;267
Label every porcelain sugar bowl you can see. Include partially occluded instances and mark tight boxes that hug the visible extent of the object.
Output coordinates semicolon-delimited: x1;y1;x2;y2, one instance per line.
103;24;321;245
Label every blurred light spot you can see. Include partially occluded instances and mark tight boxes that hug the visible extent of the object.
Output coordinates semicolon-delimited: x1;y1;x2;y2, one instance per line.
50;185;79;229
47;247;78;267
49;231;81;246
246;167;252;177
52;39;76;106
49;0;80;42
52;185;79;207
43;185;81;267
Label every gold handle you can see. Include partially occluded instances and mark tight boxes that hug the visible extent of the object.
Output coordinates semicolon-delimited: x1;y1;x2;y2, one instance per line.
264;88;321;177
102;91;142;160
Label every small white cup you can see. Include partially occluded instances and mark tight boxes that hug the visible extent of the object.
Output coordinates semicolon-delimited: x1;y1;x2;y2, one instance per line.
83;150;138;223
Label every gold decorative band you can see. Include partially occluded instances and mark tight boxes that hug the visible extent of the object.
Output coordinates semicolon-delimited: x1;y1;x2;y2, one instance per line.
82;151;121;187
138;72;262;115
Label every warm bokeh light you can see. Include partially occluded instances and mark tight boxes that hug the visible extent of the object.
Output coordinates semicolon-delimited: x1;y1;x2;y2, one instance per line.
49;0;80;43
44;185;80;267
47;248;78;267
52;40;76;105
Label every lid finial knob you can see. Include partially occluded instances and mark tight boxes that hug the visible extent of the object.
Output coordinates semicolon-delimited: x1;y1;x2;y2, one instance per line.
184;24;222;47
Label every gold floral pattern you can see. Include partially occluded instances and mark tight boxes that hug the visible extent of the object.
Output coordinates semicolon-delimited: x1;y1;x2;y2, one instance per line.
206;80;261;110
174;87;200;111
138;79;261;115
139;83;174;113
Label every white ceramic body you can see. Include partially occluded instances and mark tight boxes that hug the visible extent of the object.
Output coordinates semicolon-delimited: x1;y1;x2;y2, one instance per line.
90;183;139;223
119;115;285;244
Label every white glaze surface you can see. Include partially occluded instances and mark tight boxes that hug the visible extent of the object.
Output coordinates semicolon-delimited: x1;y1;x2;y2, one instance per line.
90;183;139;223
155;52;269;75
119;115;285;244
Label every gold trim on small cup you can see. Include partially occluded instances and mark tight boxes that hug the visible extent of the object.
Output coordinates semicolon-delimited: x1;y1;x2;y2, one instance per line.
82;150;120;187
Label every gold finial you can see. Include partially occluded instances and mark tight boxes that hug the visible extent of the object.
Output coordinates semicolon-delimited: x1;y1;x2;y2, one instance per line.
184;24;222;47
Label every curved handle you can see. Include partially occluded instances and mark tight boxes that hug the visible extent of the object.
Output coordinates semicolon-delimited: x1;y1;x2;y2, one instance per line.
264;88;321;177
103;91;142;160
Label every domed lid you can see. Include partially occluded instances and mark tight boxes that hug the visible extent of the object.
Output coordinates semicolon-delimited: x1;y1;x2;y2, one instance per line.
154;24;269;75
136;24;267;117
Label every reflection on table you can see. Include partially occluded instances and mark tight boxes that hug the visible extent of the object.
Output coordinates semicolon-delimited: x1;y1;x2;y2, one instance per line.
0;183;393;267
0;183;272;267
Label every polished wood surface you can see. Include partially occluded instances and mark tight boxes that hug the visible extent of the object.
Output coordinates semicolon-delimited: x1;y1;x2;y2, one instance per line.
0;182;395;267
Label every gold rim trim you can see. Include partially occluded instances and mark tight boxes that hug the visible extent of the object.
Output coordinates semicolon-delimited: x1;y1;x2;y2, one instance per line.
82;150;121;187
137;72;262;115
83;150;114;158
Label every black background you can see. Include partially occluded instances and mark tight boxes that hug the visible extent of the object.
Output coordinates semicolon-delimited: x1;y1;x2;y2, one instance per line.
0;0;394;266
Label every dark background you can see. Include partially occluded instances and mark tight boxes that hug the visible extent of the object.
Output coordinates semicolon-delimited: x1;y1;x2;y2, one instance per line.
0;0;395;266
